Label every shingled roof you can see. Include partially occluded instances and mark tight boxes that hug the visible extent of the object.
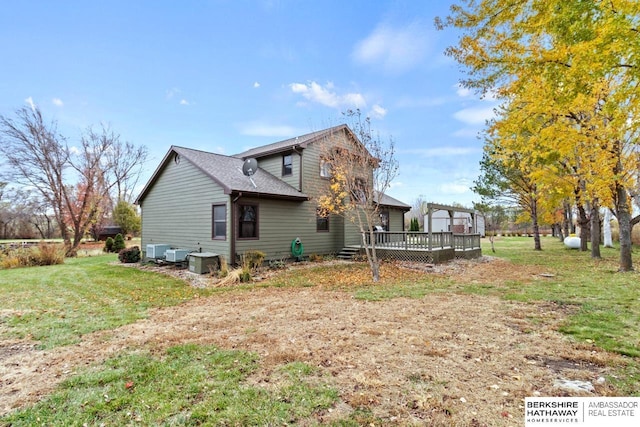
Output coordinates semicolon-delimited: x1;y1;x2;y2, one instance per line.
135;146;309;204
234;124;351;159
375;192;411;210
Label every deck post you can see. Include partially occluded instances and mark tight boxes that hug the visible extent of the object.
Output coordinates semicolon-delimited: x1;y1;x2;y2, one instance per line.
427;210;433;251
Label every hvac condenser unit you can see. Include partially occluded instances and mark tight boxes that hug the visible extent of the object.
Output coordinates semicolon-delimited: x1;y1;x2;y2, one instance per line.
146;244;171;259
189;252;219;274
165;249;190;263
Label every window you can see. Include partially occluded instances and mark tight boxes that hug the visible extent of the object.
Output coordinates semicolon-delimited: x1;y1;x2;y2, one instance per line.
282;154;292;176
316;208;329;232
320;158;332;178
379;210;389;231
238;204;258;239
212;204;226;239
351;178;367;204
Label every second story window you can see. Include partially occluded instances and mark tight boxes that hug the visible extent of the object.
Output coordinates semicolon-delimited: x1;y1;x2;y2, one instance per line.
282;154;292;176
351;178;367;204
320;158;332;178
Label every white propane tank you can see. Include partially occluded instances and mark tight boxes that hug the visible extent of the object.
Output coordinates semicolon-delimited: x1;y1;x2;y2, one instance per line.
563;236;581;249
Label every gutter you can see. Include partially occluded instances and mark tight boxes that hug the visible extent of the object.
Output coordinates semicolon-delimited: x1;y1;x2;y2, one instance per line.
230;192;242;265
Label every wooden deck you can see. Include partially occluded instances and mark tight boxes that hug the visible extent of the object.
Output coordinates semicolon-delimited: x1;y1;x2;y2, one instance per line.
358;231;482;263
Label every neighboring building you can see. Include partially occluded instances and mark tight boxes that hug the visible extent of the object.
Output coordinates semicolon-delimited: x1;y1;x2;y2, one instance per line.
94;225;123;241
426;205;486;237
135;125;410;263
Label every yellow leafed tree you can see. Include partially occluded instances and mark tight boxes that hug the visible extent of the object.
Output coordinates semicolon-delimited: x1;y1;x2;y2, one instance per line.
440;0;640;270
317;111;399;282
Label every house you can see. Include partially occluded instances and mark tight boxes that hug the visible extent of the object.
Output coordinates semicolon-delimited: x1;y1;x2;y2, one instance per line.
135;125;410;264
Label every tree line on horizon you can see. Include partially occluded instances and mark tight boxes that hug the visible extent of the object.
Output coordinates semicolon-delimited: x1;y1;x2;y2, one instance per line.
0;107;147;256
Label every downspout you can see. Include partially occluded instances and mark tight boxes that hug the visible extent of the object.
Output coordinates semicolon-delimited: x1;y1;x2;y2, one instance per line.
292;146;303;192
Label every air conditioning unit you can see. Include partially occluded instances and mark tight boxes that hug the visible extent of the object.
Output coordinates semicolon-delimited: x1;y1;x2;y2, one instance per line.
189;252;219;274
146;244;171;259
165;249;190;262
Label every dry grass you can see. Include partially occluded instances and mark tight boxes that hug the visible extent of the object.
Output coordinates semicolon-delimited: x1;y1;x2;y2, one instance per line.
1;255;634;425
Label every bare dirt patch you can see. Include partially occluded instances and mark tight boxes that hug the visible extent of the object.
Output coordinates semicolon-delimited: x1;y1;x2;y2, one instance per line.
0;257;626;425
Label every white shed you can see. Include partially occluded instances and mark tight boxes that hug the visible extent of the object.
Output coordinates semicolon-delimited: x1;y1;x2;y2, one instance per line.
424;204;485;237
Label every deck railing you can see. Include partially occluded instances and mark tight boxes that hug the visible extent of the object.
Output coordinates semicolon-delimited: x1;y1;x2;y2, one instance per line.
363;231;481;251
453;233;482;251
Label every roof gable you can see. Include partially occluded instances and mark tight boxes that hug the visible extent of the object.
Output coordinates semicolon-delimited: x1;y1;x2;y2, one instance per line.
136;125;408;208
135;146;308;204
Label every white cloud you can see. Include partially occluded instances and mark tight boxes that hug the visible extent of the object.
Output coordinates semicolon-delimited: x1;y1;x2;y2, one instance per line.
25;96;36;111
179;99;189;105
455;84;471;98
290;82;307;93
352;22;429;73
239;122;299;137
289;81;366;109
439;181;472;195
453;106;496;125
369;104;387;119
52;98;64;107
253;82;260;88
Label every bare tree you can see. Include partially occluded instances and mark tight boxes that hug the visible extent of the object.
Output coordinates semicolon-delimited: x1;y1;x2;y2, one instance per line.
102;129;148;203
0;107;147;255
0;182;16;239
25;193;58;239
409;195;430;230
0;108;69;244
318;110;399;282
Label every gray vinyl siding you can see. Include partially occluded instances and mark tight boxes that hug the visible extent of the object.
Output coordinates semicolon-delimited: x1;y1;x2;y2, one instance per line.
388;208;406;232
234;196;343;261
299;138;328;197
252;152;301;190
140;156;231;259
343;218;362;246
299;132;372;247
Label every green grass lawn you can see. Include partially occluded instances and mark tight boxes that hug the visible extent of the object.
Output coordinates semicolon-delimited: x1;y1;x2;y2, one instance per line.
471;236;640;395
0;255;339;426
1;237;639;424
0;254;211;349
3;344;337;426
480;236;640;358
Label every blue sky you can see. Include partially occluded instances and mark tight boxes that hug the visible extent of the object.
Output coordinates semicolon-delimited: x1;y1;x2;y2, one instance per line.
0;1;498;208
